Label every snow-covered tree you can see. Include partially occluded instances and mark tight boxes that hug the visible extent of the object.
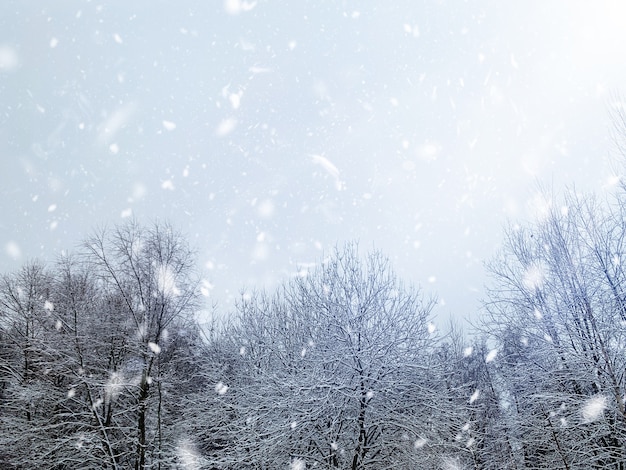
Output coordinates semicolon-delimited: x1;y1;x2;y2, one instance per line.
0;221;204;469
201;244;437;469
84;220;202;469
483;191;626;468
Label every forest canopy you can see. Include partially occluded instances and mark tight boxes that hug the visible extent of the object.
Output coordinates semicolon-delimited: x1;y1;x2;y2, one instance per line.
3;175;626;469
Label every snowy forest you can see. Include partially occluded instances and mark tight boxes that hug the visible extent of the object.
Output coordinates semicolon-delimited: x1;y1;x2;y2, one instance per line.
4;154;626;469
5;1;626;468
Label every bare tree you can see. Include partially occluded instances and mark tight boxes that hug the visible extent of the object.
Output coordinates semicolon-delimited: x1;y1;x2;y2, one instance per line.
83;220;201;469
0;221;206;469
202;244;436;469
0;261;58;468
483;190;626;468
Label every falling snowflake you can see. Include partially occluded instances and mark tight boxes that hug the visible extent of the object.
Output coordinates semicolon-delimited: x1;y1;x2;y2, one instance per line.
290;458;306;470
200;279;214;296
441;456;463;470
162;120;177;131
216;117;237;136
229;91;243;109
414;437;428;449
485;349;498;363
215;382;229;395
311;154;344;190
0;45;18;71
403;23;420;37
5;241;21;259
469;389;480;404
177;439;201;470
581;395;607;423
416;141;441;161
105;372;124;403
522;262;547;292
157;264;180;296
224;0;257;15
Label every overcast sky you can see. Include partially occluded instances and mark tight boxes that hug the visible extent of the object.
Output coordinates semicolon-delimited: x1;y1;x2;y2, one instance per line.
2;1;626;322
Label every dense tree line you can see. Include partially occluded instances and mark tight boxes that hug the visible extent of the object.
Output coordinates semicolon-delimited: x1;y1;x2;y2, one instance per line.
0;222;203;469
4;179;626;468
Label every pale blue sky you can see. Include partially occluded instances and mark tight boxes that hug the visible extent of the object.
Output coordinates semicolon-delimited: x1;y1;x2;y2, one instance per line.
2;1;625;322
